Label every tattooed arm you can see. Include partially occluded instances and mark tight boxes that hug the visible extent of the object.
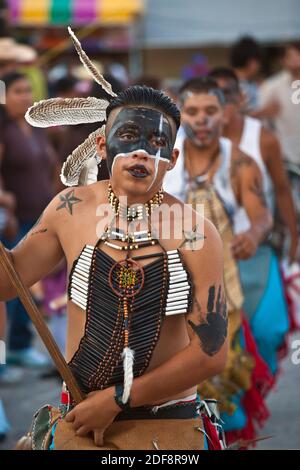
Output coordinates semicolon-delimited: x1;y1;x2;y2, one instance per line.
0;187;82;301
230;150;273;259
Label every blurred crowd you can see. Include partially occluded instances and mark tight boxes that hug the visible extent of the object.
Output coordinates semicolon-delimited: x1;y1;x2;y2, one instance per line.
0;6;300;447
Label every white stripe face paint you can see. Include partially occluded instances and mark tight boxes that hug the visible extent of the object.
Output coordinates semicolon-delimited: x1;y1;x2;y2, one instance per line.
183;114;221;148
106;108;174;182
147;114;164;191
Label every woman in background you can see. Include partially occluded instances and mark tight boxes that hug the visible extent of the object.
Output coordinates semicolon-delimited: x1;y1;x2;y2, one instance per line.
0;72;57;368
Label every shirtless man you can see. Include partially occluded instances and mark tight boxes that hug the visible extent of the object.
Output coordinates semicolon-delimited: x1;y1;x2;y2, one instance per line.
0;85;227;449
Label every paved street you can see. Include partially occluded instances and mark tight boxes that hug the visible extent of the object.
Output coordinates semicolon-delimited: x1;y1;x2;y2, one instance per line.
256;333;300;450
0;334;299;450
0;336;61;451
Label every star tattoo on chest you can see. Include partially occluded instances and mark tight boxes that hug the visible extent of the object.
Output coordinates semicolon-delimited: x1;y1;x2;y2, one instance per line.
188;285;228;356
56;190;82;215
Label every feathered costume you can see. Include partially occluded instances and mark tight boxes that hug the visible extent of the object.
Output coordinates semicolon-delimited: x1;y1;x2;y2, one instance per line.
23;29;227;450
26;27;115;188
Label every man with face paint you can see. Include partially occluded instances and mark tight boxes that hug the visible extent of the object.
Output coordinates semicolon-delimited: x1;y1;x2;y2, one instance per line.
209;68;292;388
163;77;274;444
104;106;174;193
210;67;299;263
164;77;272;258
0;85;228;450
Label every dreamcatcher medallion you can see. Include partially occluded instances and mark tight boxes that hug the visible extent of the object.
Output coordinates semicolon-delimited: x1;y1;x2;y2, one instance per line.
108;258;145;298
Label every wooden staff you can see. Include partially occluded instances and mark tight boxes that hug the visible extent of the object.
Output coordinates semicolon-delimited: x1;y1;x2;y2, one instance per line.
0;242;84;404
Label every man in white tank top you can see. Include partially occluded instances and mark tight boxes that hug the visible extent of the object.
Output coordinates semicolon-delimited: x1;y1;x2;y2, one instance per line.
210;68;291;379
164;77;272;260
163;77;273;438
210;67;299;263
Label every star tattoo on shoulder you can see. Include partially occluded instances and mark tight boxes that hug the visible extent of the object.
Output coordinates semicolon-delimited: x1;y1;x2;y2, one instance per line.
188;285;228;356
179;224;206;251
56;190;82;215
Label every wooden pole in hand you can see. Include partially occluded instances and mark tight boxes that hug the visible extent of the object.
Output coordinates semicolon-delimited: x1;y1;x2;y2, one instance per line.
0;242;84;404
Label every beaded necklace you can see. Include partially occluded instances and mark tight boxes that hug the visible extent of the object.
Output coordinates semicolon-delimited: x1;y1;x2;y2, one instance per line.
100;184;165;404
68;185;194;395
108;182;164;222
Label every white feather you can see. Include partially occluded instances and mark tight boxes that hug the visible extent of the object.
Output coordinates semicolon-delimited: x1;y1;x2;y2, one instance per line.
60;126;105;187
122;347;135;404
68;27;117;98
25;97;108;128
78;156;101;186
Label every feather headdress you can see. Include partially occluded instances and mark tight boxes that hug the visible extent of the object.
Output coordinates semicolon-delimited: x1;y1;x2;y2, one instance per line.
25;97;109;128
25;27;116;186
60;126;105;186
68;27;117;98
26;27;136;402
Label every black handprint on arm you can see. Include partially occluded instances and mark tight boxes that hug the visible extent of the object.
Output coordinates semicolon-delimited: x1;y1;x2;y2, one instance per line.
188;285;228;356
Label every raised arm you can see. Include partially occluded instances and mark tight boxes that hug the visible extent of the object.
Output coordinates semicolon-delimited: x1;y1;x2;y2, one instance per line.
0;195;65;301
231;152;273;259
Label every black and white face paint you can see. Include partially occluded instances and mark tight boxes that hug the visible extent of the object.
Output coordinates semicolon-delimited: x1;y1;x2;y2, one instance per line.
180;88;225;148
106;107;174;191
182;117;218;148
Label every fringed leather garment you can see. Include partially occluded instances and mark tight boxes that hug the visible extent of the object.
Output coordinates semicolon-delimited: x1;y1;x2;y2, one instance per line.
187;184;244;312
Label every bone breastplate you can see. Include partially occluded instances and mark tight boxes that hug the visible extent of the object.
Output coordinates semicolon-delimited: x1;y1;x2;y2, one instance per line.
68;244;194;394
